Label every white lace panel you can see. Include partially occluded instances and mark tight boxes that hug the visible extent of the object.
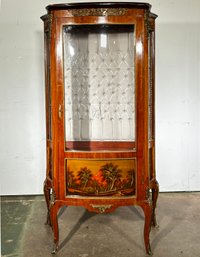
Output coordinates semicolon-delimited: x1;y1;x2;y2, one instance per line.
63;25;135;141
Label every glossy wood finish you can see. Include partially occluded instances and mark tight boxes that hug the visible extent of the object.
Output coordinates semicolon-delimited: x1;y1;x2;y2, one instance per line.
65;141;135;151
41;2;158;255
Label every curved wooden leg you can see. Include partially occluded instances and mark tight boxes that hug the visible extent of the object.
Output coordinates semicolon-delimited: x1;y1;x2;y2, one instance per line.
50;203;59;254
141;203;153;255
43;179;51;226
151;179;159;227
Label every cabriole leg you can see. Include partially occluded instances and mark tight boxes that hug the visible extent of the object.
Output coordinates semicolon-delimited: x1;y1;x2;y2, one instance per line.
50;203;59;254
151;179;159;227
141;203;153;255
44;179;51;226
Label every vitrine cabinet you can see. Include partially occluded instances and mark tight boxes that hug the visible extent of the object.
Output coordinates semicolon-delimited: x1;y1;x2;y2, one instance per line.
41;2;159;254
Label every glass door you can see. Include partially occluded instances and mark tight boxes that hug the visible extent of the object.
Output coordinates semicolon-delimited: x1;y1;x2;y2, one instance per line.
63;24;135;150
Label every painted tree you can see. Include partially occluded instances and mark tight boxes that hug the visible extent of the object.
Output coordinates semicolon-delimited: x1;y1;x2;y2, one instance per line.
100;163;122;191
77;167;92;190
67;170;75;187
127;169;135;187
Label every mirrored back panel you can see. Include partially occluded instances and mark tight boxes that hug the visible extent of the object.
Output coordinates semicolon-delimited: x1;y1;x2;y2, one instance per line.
63;25;135;150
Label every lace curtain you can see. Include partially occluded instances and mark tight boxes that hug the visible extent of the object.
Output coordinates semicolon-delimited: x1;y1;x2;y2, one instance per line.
63;25;135;141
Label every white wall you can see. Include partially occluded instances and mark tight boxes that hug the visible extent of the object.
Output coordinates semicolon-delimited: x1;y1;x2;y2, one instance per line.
154;0;200;191
0;0;199;195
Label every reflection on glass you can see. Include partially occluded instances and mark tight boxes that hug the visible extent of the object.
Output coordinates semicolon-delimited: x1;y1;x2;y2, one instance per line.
63;25;135;142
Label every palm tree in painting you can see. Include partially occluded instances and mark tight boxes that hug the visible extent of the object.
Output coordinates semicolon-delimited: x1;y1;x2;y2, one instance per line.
77;167;92;190
67;170;75;187
127;169;135;187
100;163;122;191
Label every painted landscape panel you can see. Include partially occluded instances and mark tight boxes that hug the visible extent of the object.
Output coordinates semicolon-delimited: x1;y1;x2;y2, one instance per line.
66;159;136;196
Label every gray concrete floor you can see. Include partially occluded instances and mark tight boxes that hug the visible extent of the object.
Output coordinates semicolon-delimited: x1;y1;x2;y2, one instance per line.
1;193;200;257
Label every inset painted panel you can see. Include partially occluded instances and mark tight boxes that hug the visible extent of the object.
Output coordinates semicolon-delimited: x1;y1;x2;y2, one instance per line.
66;159;136;196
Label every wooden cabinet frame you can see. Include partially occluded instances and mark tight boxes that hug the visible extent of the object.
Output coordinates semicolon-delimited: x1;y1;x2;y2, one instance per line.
41;2;159;254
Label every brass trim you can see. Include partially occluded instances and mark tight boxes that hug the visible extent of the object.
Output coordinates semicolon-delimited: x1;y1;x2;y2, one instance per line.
91;204;112;213
44;14;53;39
71;8;126;17
58;104;62;119
144;10;154;38
50;188;56;205
146;187;152;205
144;10;150;38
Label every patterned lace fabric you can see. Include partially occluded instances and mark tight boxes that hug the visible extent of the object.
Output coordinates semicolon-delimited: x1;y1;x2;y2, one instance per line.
63;25;135;141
